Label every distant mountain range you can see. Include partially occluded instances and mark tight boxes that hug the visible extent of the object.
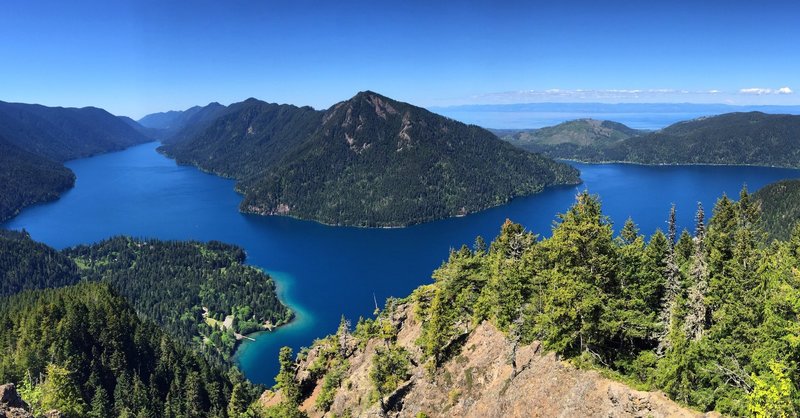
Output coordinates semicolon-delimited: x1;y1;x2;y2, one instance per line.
432;102;800;130
138;102;228;140
0;101;153;221
154;91;580;227
497;112;800;168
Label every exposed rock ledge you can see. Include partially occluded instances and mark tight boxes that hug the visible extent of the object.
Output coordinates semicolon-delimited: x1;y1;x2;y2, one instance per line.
0;384;62;418
0;383;30;418
261;303;720;418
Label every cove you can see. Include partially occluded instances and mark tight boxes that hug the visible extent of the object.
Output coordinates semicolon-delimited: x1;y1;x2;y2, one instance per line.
4;141;800;385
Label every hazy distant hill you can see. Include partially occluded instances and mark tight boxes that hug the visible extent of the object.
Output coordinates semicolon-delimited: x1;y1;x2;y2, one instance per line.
754;179;800;241
493;119;643;158
0;101;152;221
138;102;227;141
511;112;800;167
160;91;580;226
0;101;152;162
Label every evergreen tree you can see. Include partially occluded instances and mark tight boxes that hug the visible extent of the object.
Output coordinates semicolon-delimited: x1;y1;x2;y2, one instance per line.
658;205;682;354
89;386;112;418
536;192;617;357
684;203;708;341
276;347;300;407
227;383;250;417
620;217;639;245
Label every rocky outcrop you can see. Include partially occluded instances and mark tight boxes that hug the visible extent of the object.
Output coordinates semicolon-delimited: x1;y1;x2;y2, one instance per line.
264;303;719;418
0;384;32;418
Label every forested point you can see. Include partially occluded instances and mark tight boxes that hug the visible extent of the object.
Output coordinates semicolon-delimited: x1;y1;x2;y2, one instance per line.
266;187;800;417
65;237;293;363
1;233;291;368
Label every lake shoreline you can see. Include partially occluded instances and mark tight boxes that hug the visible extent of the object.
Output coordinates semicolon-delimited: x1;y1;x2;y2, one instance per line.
557;157;800;170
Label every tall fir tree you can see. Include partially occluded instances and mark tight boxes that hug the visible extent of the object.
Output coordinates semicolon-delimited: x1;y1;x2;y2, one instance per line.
684;203;708;341
658;205;682;354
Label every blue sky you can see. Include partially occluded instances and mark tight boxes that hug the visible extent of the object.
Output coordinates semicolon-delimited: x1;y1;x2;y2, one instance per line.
1;0;798;118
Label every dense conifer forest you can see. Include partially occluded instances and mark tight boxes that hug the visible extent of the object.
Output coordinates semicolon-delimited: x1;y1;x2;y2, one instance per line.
0;138;76;222
266;188;800;417
755;179;800;241
0;282;263;417
65;237;293;362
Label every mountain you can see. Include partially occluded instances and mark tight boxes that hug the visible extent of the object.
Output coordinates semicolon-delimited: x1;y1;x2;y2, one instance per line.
160;91;580;227
0;101;154;221
258;190;790;417
0;101;152;162
0;137;75;221
138;102;227;141
534;112;800;166
754;179;800;241
118;115;162;138
493;118;643;158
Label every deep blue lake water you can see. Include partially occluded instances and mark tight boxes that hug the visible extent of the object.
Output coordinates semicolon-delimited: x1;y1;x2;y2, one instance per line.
4;141;800;385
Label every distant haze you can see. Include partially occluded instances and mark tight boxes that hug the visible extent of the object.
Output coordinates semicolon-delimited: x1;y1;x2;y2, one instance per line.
430;103;800;130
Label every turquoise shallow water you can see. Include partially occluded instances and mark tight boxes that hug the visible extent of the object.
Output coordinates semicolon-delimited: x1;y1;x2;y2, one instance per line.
5;141;800;385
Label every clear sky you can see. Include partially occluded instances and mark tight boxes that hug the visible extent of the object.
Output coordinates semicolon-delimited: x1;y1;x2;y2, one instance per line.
2;0;798;118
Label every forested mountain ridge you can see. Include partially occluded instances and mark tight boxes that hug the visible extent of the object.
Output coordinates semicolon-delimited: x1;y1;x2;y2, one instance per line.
0;137;75;222
139;102;228;141
493;118;643;158
755;179;800;241
0;101;154;221
520;112;800;166
160;91;580;227
159;99;322;176
0;101;152;162
259;189;800;417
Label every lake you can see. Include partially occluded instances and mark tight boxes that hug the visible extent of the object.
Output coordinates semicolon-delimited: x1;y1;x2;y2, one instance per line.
4;141;800;385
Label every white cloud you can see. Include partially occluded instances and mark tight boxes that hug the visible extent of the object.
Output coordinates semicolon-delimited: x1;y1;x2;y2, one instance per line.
468;88;719;103
739;87;793;95
740;88;773;95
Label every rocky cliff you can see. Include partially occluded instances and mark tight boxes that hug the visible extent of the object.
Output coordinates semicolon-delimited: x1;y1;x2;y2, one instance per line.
260;303;718;418
0;384;31;418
